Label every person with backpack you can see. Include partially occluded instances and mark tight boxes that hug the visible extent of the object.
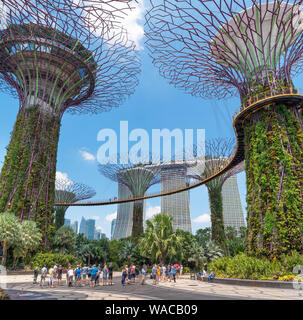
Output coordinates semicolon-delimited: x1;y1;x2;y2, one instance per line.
90;265;98;288
33;266;39;284
40;264;47;287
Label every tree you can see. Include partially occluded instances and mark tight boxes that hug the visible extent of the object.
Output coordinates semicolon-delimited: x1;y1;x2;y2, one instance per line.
188;240;205;270
0;212;21;266
195;228;212;246
53;226;76;254
203;240;224;263
119;240;136;265
138;213;183;264
13;220;41;267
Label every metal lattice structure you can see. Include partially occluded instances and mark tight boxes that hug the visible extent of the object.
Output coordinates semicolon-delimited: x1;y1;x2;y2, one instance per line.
0;0;140;246
54;178;96;230
145;0;303;255
98;159;161;240
145;0;303;101
188;138;244;248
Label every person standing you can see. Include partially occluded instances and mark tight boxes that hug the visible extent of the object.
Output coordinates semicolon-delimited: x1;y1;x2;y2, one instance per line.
90;265;98;287
33;266;39;284
121;265;127;286
48;266;55;288
172;265;177;283
75;265;82;287
140;266;146;285
102;264;108;286
53;263;58;285
82;264;88;286
57;265;63;286
162;265;167;282
152;265;157;285
108;263;114;286
67;267;74;287
40;264;47;287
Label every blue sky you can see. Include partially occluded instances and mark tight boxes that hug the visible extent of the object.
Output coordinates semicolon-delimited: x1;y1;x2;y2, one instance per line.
0;1;249;238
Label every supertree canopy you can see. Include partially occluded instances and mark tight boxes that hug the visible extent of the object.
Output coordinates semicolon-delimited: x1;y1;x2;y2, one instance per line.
98;160;161;241
54;178;96;230
146;0;303;257
0;0;140;247
188;138;244;252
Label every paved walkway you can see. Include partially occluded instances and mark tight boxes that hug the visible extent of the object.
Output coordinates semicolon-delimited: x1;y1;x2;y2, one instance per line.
3;273;303;300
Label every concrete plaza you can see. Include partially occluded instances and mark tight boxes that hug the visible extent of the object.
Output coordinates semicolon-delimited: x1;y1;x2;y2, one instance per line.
3;272;303;300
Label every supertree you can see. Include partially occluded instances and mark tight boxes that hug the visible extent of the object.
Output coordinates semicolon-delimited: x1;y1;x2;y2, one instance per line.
188;138;244;251
98;159;161;241
54;178;96;230
145;0;303;256
0;1;140;247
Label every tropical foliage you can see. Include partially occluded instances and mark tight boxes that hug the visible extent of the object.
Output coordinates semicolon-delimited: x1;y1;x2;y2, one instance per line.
53;226;76;254
0;212;21;266
138;213;183;264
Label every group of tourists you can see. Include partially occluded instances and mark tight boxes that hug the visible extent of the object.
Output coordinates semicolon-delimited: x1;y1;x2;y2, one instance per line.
34;262;186;289
34;263;114;288
121;264;183;286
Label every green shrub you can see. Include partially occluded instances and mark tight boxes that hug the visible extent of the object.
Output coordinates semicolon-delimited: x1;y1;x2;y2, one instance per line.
209;256;232;274
280;251;303;272
30;253;81;269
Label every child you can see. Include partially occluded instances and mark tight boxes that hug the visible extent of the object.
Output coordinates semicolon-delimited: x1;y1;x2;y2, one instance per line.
208;269;215;282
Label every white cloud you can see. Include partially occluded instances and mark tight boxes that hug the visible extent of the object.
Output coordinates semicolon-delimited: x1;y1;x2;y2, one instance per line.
105;212;117;222
55;171;73;189
192;214;211;224
145;206;161;219
121;1;145;50
91;216;100;221
80;149;96;161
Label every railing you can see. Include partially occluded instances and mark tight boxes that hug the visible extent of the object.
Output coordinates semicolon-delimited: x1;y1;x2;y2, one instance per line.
233;88;302;122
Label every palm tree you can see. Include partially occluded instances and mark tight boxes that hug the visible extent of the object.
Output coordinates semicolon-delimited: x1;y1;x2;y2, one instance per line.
138;213;183;264
53;226;76;254
188;240;205;270
0;212;21;266
203;240;224;262
119;240;136;265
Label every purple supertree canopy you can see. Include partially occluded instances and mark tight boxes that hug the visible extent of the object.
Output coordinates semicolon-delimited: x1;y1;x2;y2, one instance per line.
145;0;303;100
0;0;141;115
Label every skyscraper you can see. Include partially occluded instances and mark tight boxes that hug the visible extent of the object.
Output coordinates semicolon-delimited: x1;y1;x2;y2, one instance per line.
71;221;78;234
111;219;116;240
161;164;192;233
64;219;71;227
86;219;95;240
79;217;87;235
221;175;246;232
94;228;101;240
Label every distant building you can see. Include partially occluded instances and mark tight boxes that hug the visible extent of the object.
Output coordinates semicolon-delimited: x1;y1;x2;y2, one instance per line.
71;221;78;234
79;217;87;235
64;219;71;227
111;219;116;240
86;219;95;240
94;228;101;240
161;163;192;233
222;175;246;232
100;233;107;239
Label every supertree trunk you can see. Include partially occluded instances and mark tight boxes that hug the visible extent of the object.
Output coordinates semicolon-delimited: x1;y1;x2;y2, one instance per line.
131;200;144;242
207;186;227;253
244;104;303;257
0;106;60;249
55;206;68;231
